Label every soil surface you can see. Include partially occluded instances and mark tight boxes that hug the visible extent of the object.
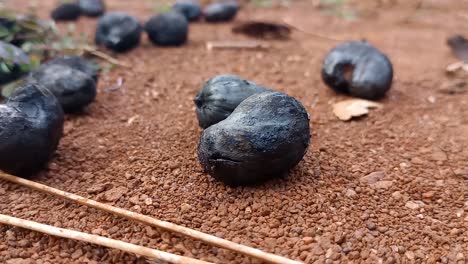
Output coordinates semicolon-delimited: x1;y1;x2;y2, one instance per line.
1;0;467;263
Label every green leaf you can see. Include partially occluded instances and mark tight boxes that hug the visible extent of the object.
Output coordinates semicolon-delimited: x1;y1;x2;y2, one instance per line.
1;79;25;98
0;62;12;73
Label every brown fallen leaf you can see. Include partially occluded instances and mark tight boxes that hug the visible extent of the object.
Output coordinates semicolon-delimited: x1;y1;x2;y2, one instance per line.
232;21;291;40
447;35;468;62
333;99;383;121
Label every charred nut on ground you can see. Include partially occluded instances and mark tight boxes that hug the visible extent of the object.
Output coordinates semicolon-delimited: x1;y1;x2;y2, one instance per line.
204;1;239;22
194;74;268;129
172;0;202;22
28;63;96;113
322;41;393;100
198;90;310;186
95;12;142;53
79;0;105;17
0;83;64;177
51;3;81;21
145;11;188;46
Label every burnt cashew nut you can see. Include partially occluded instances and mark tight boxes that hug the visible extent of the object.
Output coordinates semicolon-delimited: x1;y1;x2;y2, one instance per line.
0;83;64;177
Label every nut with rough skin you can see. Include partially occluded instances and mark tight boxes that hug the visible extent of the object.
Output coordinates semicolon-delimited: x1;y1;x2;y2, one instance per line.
198;90;310;186
29;63;96;113
0;83;64;177
51;3;82;21
322;41;393;100
79;0;105;17
0;41;31;84
145;11;188;46
45;55;100;83
95;12;142;53
204;1;239;22
172;0;202;22
194;74;268;128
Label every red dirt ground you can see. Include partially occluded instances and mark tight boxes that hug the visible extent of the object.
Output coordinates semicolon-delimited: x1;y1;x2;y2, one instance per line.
0;0;467;263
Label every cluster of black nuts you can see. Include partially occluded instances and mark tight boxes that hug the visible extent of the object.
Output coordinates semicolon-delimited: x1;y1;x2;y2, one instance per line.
195;75;311;186
0;54;99;176
0;0;395;183
93;0;240;52
52;0;240;53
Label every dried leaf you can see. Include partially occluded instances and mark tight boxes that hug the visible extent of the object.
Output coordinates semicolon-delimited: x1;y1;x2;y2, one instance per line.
232;21;291;40
333;99;382;121
447;35;468;62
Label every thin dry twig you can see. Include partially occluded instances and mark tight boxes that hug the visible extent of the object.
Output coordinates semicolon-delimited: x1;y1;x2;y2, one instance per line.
206;40;270;50
281;18;345;42
0;172;303;264
0;213;212;264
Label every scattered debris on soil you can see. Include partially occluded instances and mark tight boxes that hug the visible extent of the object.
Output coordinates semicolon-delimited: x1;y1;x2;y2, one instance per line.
332;98;382;121
322;41;393;100
232;21;291;40
198;91;310;185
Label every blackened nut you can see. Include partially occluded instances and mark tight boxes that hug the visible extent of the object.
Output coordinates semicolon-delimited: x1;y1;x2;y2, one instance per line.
29;64;96;113
204;2;239;22
194;74;268;128
45;55;100;83
0;41;31;84
322;41;393;100
0;83;64;177
198;90;310;186
95;12;142;52
51;3;81;21
172;0;202;22
145;11;188;46
79;0;105;17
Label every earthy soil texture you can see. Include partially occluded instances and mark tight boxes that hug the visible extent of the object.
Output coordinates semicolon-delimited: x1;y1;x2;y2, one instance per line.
1;0;467;263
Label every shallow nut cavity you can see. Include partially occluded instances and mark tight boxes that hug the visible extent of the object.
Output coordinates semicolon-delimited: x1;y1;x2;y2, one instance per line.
198;90;310;186
95;12;142;52
322;41;393;100
194;74;268;129
0;83;64;177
